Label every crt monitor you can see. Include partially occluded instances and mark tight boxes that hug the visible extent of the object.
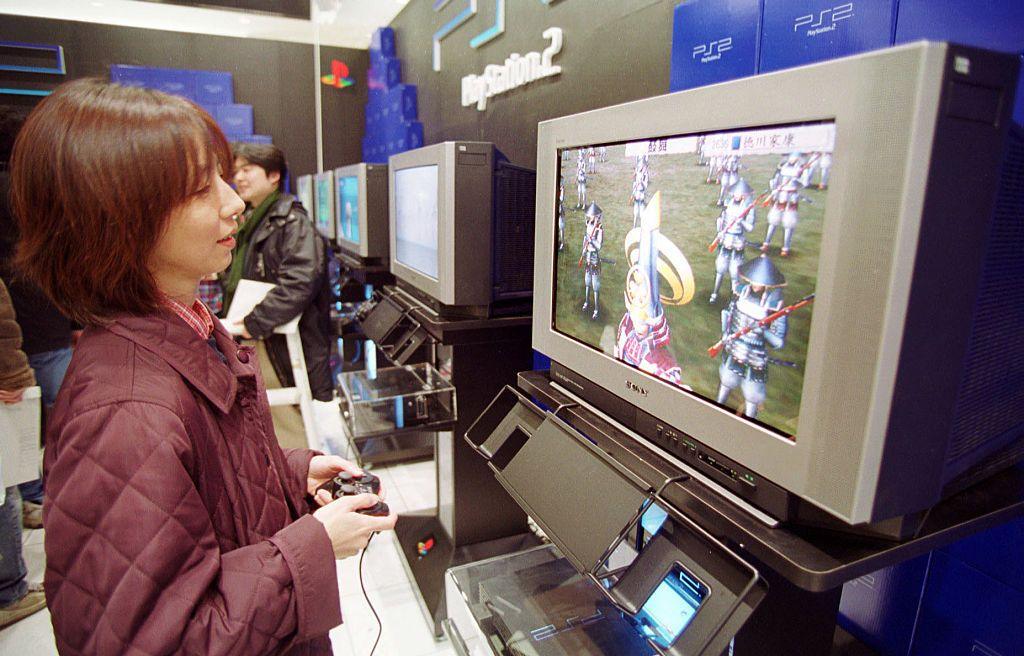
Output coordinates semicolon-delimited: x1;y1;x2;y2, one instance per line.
333;163;389;264
533;42;1024;529
388;141;536;316
313;171;336;241
296;174;314;217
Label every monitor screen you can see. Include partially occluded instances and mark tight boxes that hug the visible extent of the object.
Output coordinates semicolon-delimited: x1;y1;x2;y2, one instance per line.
553;122;834;439
296;175;313;216
337;174;360;245
634;565;708;648
394;164;439;279
314;172;333;237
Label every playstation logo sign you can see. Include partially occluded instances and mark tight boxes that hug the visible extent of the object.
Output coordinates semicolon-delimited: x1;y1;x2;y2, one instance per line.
692;37;733;64
793;2;854;37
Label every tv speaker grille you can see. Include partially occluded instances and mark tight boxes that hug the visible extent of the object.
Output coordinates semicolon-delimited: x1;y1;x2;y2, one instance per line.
492;162;537;299
946;126;1024;473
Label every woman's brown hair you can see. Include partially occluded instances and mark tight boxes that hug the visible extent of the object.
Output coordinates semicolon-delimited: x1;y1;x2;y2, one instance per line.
9;78;232;325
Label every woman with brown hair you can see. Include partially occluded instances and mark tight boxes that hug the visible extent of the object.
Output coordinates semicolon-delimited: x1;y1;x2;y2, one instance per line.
8;78;395;655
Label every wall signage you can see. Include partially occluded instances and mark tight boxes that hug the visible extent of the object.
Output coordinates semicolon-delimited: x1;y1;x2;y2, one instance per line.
793;3;854;37
461;27;562;111
321;59;354;88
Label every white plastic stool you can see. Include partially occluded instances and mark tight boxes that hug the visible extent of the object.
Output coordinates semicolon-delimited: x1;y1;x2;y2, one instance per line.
228;316;319;451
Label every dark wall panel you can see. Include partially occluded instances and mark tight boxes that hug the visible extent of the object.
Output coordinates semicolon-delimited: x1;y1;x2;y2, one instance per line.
0;15;365;180
389;0;675;167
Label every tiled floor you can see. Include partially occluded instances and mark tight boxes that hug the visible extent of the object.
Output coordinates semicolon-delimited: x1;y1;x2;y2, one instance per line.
0;458;454;656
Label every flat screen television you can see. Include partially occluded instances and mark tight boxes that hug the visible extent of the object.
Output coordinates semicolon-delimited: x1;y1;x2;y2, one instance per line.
333;163;389;265
313;170;335;241
296;174;314;218
388;141;536;317
533;41;1024;533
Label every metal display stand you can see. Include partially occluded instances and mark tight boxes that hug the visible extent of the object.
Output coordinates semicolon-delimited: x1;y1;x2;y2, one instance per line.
358;287;543;636
460;370;1024;655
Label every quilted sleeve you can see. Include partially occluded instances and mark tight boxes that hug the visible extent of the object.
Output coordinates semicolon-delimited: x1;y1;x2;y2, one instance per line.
43;402;341;656
281;447;318;500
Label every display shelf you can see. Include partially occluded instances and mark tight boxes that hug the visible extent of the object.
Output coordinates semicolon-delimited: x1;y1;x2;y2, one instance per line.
337;362;456;440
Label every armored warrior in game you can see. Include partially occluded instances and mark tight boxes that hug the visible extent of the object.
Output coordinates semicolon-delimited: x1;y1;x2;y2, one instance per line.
575;150;588;209
599;146;608;162
587;146;597;174
717;154;741;206
715;255;788;419
630;154;650;228
615;193;686;385
710;179;756;303
761;175;810;257
558;180;566;251
579;202;605;319
817;151;832;189
695;135;707;166
706;154;722;184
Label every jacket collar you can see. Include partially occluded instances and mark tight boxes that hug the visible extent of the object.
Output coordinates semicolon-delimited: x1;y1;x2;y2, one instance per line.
105;310;245;414
249;193;298;246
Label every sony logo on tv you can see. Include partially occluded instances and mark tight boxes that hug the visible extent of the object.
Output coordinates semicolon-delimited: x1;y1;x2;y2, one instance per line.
626;380;648;397
793;2;854;37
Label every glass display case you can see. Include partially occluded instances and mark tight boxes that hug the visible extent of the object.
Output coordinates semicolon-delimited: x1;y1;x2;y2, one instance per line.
337;362;456;439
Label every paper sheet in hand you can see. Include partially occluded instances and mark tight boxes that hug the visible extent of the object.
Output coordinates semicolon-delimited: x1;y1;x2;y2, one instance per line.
0;386;42;487
225;279;300;335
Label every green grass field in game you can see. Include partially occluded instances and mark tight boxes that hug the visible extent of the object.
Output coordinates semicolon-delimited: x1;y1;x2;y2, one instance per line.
553;144;828;439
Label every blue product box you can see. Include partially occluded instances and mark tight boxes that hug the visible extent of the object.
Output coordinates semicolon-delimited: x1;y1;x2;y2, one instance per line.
368;59;402;91
1016;54;1023;127
670;0;761;92
227;134;272;145
109;64;149;87
760;0;897;73
910;552;1024;656
404;121;424;150
838;554;930;656
215;104;254;136
371;27;396;57
940;515;1024;592
195;70;233;106
388;84;418;121
894;0;1024;54
148;67;198;101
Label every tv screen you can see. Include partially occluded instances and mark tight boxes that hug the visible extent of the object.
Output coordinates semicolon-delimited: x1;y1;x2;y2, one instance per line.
296;175;313;216
553;122;835;439
314;172;334;239
394;164;439;279
337;174;360;245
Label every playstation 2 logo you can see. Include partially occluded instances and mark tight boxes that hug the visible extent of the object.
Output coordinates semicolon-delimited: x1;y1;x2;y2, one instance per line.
692;37;733;64
626;380;649;396
793;3;854;37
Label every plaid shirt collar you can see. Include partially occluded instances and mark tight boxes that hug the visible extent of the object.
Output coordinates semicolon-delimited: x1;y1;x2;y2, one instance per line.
160;292;215;340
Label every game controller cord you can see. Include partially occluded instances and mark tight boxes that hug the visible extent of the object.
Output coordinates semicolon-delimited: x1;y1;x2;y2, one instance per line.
359;533;382;656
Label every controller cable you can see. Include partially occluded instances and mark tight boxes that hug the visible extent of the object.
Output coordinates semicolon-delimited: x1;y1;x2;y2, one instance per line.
359;532;382;656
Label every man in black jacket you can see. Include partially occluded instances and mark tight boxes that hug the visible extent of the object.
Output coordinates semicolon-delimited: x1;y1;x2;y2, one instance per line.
226;143;332;404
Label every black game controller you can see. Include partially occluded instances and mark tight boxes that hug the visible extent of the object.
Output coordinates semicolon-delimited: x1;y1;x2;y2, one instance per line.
316;472;390;517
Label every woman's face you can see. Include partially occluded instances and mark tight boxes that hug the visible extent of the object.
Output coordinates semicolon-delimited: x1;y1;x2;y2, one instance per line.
149;167;245;294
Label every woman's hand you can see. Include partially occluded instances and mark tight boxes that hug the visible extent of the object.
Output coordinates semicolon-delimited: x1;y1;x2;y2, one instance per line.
312;493;398;559
307;455;381;505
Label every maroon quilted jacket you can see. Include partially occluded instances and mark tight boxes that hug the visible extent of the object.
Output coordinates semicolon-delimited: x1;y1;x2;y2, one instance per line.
43;310;342;655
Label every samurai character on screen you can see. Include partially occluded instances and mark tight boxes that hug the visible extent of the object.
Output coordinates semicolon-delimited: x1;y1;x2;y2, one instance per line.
710;179;756;303
770;151;804;191
558;181;566;251
631;154;650;228
587;146;597;173
706;154;722;184
817;151;832;189
762;175;811;257
615;192;694;386
579;202;604;319
575;150;588;209
695;135;707;166
717;154;741;206
716;255;788;418
599;146;608;163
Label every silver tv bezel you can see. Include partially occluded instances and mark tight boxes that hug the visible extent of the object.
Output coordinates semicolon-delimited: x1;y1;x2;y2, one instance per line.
333;163;369;257
313;170;336;241
533;43;954;524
